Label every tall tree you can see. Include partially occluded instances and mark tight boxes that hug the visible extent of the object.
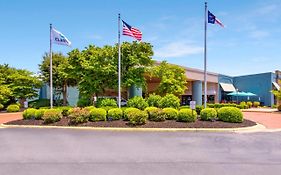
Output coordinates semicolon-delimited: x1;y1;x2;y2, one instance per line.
39;52;76;106
151;61;187;96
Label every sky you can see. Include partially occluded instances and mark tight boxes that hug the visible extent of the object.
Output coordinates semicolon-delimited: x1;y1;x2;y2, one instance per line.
0;0;280;76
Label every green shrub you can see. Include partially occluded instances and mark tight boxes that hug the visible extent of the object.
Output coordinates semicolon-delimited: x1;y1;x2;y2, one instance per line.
34;109;46;120
246;101;253;108
77;97;92;107
272;104;277;108
146;94;162;107
127;96;148;110
144;107;165;122
159;94;180;109
278;105;281;111
163;108;178;120
195;105;204;114
28;99;50;109
22;108;37;120
89;108;107;122
218;107;243;123
207;104;215;108
123;107;139;120
0;104;4;111
214;103;222;108
179;106;189;109
84;106;95;111
107;108;123;120
253;101;260;108
100;106;114;112
177;109;197;122
200;108;217;121
127;109;148;125
69;107;90;124
7;104;20;112
55;106;72;116
240;101;246;106
96;98;117;108
42;109;62;124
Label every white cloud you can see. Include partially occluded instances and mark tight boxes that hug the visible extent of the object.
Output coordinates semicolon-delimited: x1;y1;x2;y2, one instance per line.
154;41;203;58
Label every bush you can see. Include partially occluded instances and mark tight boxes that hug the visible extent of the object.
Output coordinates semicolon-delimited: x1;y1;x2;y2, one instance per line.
127;96;148;110
246;101;252;108
144;107;165;122
159;94;180;109
89;108;107;122
34;109;46;120
69;107;90;124
84;106;95;111
253;101;260;108
278;105;281;111
107;108;123;120
163;108;178;120
29;99;50;109
218;107;243;123
214;103;222;108
96;98;117;108
146;94;162;107
7;104;20;112
42;109;62;124
123;107;139;121
195;105;204;114
177;109;197;122
200;108;217;121
240;101;246;106
0;104;4;111
77;97;92;107
207;104;215;108
179;106;189;110
55;106;72;116
22;108;37;120
127;109;148;125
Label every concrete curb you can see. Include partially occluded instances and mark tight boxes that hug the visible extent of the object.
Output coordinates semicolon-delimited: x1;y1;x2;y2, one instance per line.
0;123;266;132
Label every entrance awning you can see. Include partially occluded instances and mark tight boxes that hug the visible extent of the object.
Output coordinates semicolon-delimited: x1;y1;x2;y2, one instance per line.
272;82;280;90
219;83;236;92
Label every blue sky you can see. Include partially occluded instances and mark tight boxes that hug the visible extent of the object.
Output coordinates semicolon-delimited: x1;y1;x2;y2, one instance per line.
0;0;280;76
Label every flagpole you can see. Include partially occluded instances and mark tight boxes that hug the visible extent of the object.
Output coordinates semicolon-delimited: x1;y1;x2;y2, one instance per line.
49;23;53;108
118;14;121;108
204;2;207;108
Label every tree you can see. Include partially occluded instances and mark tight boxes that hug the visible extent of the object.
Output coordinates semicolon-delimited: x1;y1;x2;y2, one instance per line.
39;52;76;106
151;61;187;96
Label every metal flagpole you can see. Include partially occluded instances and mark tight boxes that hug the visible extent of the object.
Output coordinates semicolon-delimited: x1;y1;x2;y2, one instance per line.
204;2;207;108
50;24;53;108
118;14;121;108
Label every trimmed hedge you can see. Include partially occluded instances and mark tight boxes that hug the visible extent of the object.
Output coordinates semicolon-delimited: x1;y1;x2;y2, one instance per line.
127;109;148;125
218;107;243;123
55;106;72;116
69;107;90;124
200;108;217;121
146;94;162;107
163;108;178;120
23;108;37;120
34;109;46;120
159;94;180;109
253;101;260;108
107;108;123;120
28;99;50;109
89;108;107;122
42;109;62;124
145;107;165;122
84;106;95;111
7;104;20;112
196;105;204;114
177;109;197;122
246;101;252;108
77;97;92;107
0;104;4;111
123;107;139;120
127;96;148;110
96;98;117;108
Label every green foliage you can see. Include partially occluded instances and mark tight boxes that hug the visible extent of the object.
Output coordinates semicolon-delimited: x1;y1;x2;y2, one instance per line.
200;108;217;121
151;61;187;96
107;108;123;120
159;94;180;109
68;107;90;124
127;109;148;125
89;108;107;122
207;104;215;108
55;106;72;116
177;109;197;122
77;97;92;107
146;94;162;107
42;109;62;124
29;99;50;109
123;107;139;120
7;104;20;112
253;101;260;107
144;107;165;122
278;105;281;111
0;104;4;111
240;101;246;106
23;108;37;120
163;108;178;120
34;109;46;120
127;96;148;110
96;98;117;108
246;101;253;108
84;106;95;111
195;105;204;115
218;107;243;123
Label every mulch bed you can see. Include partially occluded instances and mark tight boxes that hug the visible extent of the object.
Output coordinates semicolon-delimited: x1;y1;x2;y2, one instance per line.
5;117;256;128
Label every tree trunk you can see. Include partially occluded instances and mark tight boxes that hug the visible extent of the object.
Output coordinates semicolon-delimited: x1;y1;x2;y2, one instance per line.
62;82;67;106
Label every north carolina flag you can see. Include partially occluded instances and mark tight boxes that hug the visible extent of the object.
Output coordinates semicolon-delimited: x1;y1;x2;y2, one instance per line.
208;11;224;27
51;28;71;46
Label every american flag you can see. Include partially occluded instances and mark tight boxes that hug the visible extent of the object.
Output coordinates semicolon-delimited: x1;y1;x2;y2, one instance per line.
122;20;142;41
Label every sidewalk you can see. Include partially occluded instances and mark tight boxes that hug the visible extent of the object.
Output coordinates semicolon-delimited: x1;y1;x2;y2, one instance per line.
243;111;281;129
0;112;22;124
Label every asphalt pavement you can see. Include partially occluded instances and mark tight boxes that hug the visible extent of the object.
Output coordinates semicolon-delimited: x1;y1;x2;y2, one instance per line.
0;128;281;175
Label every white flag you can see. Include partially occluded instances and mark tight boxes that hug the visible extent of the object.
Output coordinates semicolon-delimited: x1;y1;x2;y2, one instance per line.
51;28;71;46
